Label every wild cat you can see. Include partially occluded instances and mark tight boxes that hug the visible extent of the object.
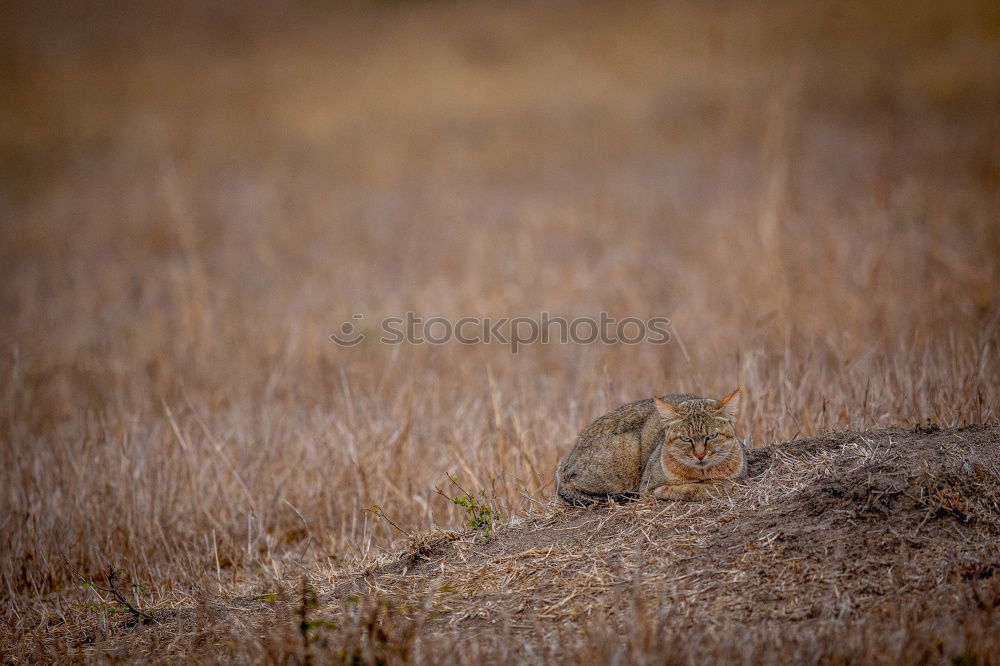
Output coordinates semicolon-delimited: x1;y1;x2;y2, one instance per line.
556;390;745;504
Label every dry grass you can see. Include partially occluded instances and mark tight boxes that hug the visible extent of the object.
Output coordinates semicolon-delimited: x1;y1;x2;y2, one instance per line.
1;0;999;662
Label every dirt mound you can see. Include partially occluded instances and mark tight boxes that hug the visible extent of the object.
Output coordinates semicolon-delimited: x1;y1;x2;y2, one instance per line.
327;425;1000;661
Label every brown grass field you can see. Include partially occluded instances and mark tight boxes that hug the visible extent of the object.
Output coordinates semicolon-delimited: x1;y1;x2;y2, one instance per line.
2;0;1000;662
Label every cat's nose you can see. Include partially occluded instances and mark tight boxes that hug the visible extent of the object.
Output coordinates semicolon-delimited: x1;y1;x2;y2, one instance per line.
694;452;705;460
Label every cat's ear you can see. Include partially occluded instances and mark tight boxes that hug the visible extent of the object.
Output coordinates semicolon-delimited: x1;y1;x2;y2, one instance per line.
716;388;740;418
652;396;681;422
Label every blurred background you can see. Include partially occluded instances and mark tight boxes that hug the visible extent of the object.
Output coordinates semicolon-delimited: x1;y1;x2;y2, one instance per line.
1;0;999;611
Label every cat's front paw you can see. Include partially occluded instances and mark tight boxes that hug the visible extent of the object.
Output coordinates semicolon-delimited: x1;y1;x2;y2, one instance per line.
651;480;732;501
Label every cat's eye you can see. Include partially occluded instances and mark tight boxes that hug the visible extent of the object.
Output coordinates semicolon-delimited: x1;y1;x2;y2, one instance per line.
679;437;693;444
706;431;720;441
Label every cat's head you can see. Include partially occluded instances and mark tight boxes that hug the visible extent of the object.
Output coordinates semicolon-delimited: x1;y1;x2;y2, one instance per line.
652;390;740;468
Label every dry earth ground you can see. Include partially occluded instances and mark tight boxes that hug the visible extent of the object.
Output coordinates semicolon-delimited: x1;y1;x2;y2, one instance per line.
311;424;1000;663
17;424;1000;663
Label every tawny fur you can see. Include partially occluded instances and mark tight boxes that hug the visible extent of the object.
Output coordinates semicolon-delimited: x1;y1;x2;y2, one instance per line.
556;390;745;504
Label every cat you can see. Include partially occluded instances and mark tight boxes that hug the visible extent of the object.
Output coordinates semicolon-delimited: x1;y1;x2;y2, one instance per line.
556;390;745;504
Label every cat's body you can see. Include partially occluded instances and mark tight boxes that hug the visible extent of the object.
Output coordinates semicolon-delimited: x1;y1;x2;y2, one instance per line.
556;391;745;504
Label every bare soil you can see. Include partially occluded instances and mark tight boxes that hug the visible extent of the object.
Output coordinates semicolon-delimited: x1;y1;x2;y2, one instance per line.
321;424;1000;662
